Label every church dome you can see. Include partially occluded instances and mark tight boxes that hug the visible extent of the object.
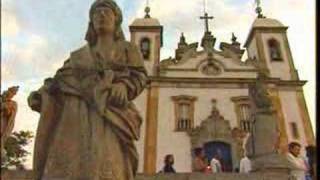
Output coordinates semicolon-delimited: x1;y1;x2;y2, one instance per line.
131;17;161;27
252;18;285;28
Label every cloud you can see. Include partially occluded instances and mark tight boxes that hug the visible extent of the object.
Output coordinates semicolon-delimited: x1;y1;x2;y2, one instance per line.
2;34;69;83
1;9;20;37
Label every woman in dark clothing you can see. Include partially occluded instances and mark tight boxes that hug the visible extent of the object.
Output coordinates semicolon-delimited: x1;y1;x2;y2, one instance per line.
161;154;176;173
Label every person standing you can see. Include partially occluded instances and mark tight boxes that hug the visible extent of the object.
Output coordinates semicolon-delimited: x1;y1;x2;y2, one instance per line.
210;154;222;173
160;154;176;173
287;142;308;180
239;151;251;173
192;148;210;173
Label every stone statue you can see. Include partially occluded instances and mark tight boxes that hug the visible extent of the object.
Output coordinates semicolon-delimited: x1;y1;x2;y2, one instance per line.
27;0;147;179
245;73;289;172
1;86;19;157
249;72;272;111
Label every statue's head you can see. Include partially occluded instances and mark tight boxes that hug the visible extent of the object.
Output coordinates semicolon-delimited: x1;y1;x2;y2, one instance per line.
2;86;19;100
85;0;125;46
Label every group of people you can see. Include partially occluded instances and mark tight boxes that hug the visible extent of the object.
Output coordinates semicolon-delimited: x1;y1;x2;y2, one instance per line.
192;148;224;173
159;142;316;180
192;147;251;173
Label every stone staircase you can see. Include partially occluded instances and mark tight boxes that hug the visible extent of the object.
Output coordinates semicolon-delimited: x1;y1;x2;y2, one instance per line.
1;170;293;180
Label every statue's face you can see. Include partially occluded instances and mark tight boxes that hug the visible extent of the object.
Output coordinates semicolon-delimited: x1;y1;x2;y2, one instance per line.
92;6;116;35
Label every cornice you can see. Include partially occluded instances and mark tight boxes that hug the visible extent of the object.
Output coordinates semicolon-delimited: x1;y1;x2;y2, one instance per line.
147;76;307;87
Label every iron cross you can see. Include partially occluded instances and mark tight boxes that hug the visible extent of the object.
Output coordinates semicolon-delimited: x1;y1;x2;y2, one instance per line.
200;12;214;33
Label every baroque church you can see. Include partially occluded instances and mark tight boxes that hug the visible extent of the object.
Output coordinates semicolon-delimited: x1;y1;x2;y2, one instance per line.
128;4;315;174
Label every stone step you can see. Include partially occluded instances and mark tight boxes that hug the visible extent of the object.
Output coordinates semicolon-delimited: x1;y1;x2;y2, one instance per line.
1;170;293;180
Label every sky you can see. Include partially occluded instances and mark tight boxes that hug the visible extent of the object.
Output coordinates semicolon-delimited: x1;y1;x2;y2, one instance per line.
1;0;316;169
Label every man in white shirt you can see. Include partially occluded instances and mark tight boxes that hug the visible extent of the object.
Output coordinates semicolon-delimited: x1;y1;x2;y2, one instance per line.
210;154;222;173
287;142;308;180
239;151;251;173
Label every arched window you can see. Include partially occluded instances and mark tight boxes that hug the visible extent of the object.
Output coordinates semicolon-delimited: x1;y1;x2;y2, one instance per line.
140;38;151;60
268;39;282;61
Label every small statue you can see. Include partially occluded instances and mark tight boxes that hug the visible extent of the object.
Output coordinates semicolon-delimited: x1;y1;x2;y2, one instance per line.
1;86;19;156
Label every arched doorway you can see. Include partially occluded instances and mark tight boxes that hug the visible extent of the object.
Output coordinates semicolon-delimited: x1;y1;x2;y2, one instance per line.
204;141;233;172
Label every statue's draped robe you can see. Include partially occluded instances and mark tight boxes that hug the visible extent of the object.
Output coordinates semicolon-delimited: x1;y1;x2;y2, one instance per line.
31;42;147;180
1;100;17;155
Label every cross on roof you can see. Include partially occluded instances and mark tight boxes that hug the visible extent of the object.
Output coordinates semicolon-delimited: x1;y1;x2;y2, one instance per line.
144;0;151;18
200;12;214;33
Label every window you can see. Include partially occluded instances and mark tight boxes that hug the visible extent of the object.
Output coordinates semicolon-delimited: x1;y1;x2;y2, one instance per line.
172;95;197;131
177;103;191;130
231;96;252;132
239;104;251;132
268;39;282;61
290;122;300;139
140;38;151;60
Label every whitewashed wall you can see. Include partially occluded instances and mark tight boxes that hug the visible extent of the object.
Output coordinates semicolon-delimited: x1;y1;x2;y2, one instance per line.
246;36;258;60
133;90;148;173
278;90;308;155
155;87;249;172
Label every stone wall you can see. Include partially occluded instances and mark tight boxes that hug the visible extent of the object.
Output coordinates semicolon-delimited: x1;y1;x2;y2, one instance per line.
1;170;293;180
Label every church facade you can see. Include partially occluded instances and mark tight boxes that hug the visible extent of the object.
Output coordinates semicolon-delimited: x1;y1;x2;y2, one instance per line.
129;8;315;174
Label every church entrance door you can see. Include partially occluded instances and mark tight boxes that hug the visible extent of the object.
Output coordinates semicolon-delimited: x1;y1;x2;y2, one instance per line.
204;141;233;172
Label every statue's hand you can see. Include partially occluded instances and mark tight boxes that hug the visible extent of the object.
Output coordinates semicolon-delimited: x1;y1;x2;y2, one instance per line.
28;91;42;112
108;83;128;108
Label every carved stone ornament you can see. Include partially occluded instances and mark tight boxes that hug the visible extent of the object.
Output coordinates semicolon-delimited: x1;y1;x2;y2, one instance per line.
200;54;222;76
187;105;240;167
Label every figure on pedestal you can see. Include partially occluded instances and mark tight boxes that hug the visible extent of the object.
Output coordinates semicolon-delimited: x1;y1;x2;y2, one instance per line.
245;72;289;172
28;0;147;179
1;86;19;157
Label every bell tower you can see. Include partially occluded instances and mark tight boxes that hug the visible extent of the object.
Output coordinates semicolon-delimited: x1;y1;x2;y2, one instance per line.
244;4;299;81
129;4;163;76
244;2;315;150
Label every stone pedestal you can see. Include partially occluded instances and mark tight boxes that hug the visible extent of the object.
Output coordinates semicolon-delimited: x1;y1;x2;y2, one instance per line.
248;111;291;174
245;75;293;178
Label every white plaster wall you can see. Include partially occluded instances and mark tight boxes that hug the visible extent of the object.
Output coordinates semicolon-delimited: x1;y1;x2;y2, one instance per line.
133;89;148;173
132;32;159;76
247;36;258;60
278;90;308;153
156;87;249;172
261;33;292;80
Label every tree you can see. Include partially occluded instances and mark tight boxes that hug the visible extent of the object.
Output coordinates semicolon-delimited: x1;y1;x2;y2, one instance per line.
1;130;33;170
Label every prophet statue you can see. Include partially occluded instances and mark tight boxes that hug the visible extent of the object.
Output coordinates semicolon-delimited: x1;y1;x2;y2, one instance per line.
28;0;147;179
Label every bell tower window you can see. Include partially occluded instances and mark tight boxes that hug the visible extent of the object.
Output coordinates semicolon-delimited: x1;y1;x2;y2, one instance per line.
268;39;282;61
140;38;151;60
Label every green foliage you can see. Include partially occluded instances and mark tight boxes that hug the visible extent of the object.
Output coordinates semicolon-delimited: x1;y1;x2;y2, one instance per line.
1;130;33;170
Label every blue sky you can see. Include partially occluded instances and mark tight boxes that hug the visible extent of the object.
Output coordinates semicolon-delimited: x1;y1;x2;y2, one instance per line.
2;0;316;168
